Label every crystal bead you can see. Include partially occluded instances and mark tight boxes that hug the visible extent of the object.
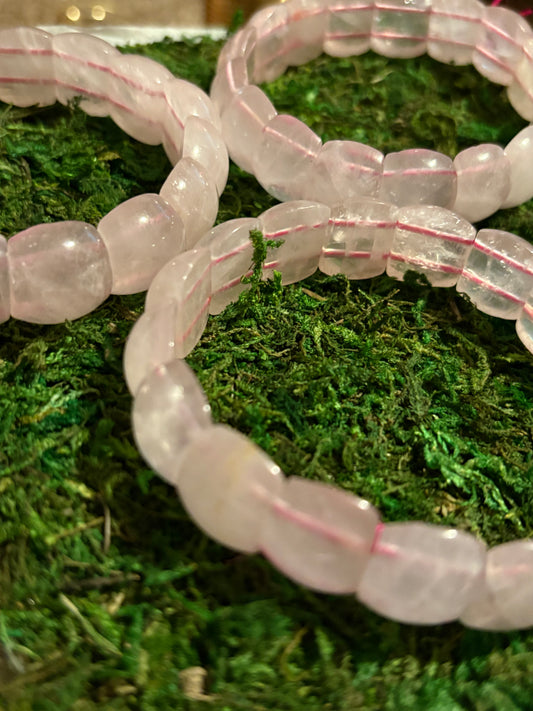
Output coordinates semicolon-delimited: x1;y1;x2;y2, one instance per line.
216;25;256;78
371;0;431;59
182;116;229;196
427;0;484;66
166;77;221;133
0;236;10;323
210;56;249;114
283;0;326;67
507;38;533;121
0;27;55;106
251;4;291;82
323;0;374;58
516;288;533;354
502;125;533;209
380;148;457;208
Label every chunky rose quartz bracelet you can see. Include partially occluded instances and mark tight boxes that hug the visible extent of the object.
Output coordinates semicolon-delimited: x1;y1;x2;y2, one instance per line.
211;0;533;221
0;27;228;324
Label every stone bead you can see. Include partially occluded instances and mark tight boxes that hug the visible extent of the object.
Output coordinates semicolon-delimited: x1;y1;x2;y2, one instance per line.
132;359;212;485
97;193;184;295
320;199;396;279
52;32;118;117
253;114;322;202
472;6;532;86
516;289;533;355
357;522;487;625
461;540;533;631
182;116;229;196
259;201;331;284
507;39;533;122
196;217;260;314
260;476;380;594
456;229;533;320
380;149;457;209
210;56;249;114
282;0;326;68
502;125;533;209
220;86;277;174
7;221;111;324
251;4;291;83
160;157;219;249
0;27;55;107
371;0;431;59
427;0;484;66
176;424;285;553
452;145;511;223
216;25;256;78
323;0;374;58
0;236;10;323
145;248;211;357
387;205;476;287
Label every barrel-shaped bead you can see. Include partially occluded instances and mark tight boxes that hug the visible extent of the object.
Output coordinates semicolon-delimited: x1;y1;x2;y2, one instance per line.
210;56;250;114
323;0;374;58
282;0;326;67
182;116;229;196
251;4;291;83
507;38;533;121
516;289;533;354
380;149;457;209
0;27;55;106
427;0;484;66
371;0;431;59
502;125;533;209
0;236;10;323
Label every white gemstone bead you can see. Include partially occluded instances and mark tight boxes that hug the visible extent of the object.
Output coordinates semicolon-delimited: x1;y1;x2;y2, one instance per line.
210;56;249;114
251;4;291;83
507;38;533;121
457;229;533;319
452;144;511;223
132;359;212;485
260;201;331;284
380;149;457;208
0;28;55;107
502;126;533;209
357;522;487;625
323;0;374;58
428;0;484;66
283;0;326;67
176;424;285;553
182;116;229;196
320;199;396;279
371;0;432;59
516;289;533;354
0;236;10;323
260;476;380;594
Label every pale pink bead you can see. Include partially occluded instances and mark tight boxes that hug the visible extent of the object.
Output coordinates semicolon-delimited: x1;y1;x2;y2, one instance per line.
196;217;260;314
132;359;212;485
162;112;184;166
52;33;118;117
371;0;431;59
502;125;533;209
457;229;533;319
97;193;184;295
220;86;277;174
380;149;457;208
254;114;322;202
210;56;249;114
7;221;111;324
216;25;257;77
461;540;533;631
452;145;511;223
387;205;476;287
0;28;55;106
282;0;326;67
182;116;229;196
0;236;10;323
427;0;484;66
323;0;374;58
261;476;380;594
472;6;532;86
357;522;487;625
507;38;533;121
145;248;211;357
320;199;396;279
260;201;331;284
251;4;291;82
176;424;285;553
516;289;533;354
160;157;219;249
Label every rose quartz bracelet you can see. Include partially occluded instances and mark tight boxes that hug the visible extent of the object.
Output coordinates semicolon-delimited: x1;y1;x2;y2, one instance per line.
0;27;228;324
211;0;533;221
125;196;533;630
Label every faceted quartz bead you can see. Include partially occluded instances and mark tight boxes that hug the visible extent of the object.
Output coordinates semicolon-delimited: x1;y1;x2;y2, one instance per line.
320;199;396;279
7;221;112;324
259;201;331;284
387;205;476;287
456;228;533;319
175;424;285;554
380;149;457;208
452;144;511;223
323;0;374;58
371;0;432;59
502;125;533;209
0;236;10;323
251;4;291;83
357;522;487;625
507;38;533;121
52;32;118;116
260;476;380;594
182;116;229;196
210;56;249;114
97;193;184;295
0;27;55;106
516;288;533;354
132;359;212;485
282;0;326;67
427;0;484;66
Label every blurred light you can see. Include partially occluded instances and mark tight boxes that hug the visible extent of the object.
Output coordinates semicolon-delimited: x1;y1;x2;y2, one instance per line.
66;5;81;21
91;5;106;21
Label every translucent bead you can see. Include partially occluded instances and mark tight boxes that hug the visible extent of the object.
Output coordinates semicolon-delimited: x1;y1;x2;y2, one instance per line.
502;125;533;209
387;205;476;287
210;56;249;114
260;476;380;594
97;193;184;295
456;228;533;319
461;540;533;631
52;33;118;117
507;39;533;122
427;0;484;66
132;359;212;485
251;4;291;82
323;0;374;58
452;144;511;223
196;217;260;314
216;25;256;78
260;201;331;284
182;116;229;196
176;424;285;553
7;221;111;324
0;27;55;106
380;149;457;208
516;289;533;354
254;114;322;202
166;77;222;133
0;236;10;323
320;199;396;279
357;522;487;625
283;0;326;67
160;157;219;249
371;0;431;59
